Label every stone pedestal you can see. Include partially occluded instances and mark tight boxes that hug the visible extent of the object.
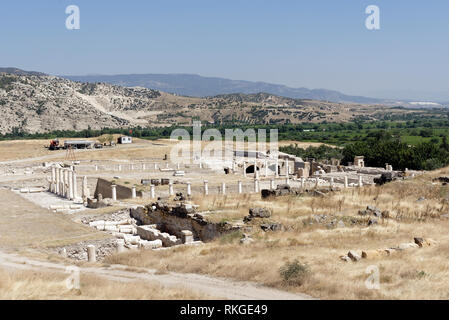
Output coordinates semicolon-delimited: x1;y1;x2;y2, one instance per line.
254;179;259;193
187;182;191;196
87;245;96;262
111;185;117;201
181;230;194;244
204;180;209;195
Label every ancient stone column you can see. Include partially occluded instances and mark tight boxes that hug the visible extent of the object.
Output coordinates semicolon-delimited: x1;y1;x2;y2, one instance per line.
58;168;63;196
187;182;192;196
55;168;60;195
243;161;247;177
254;159;258;179
285;160;289;176
315;177;319;189
51;167;56;193
61;168;65;196
204;180;209;195
285;175;290;185
154;163;158;170
142;163;146;170
118;164;122;172
238;181;243;194
87;245;96;262
330;177;334;189
150;185;155;199
264;160;268;177
68;170;74;200
82;176;88;199
301;177;305;189
199;160;203;169
270;178;275;190
117;240;125;253
344;176;348;188
64;170;69;198
221;182;226;195
358;175;363;187
169;183;174;196
254;179;259;193
275;159;279;178
95;165;98;171
132;186;137;199
177;163;180;170
111;185;117;201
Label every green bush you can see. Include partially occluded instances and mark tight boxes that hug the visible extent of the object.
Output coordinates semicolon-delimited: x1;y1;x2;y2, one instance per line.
279;259;311;286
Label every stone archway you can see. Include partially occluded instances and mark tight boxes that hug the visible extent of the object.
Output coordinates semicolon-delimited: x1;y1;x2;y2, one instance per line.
245;165;259;174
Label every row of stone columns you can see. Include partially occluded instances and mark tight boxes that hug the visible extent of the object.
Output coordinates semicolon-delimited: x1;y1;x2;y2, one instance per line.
49;166;82;201
240;159;292;178
112;162;207;172
139;174;367;200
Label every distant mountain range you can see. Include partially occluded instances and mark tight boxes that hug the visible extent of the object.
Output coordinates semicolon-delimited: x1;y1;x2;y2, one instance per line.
2;67;446;107
62;73;383;104
2;70;429;134
0;67;46;77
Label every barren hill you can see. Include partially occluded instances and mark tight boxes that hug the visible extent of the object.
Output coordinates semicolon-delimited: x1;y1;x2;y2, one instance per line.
0;73;425;134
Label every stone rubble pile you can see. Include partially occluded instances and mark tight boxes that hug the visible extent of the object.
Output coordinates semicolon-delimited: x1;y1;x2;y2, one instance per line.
57;239;117;261
340;237;437;262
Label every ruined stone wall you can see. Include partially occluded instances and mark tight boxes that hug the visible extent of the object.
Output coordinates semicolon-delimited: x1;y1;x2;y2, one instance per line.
94;178;142;200
130;204;238;242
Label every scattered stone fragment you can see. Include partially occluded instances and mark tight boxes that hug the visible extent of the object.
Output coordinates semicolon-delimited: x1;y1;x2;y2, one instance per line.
398;242;419;250
240;234;254;245
361;249;385;260
347;250;361;261
249;207;272;218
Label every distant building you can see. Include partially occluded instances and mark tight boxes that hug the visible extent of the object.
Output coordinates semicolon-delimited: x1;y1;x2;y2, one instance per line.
117;136;132;144
64;140;95;149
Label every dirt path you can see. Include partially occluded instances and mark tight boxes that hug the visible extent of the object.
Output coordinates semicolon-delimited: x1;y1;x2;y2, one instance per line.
0;250;312;300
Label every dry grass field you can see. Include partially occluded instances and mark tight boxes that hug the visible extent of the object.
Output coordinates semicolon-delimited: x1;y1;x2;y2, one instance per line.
0;268;210;300
0;189;108;249
106;167;449;300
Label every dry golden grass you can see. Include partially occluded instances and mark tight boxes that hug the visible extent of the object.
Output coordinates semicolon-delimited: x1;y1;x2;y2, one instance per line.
0;268;211;300
105;167;449;299
0;139;51;161
0;189;107;249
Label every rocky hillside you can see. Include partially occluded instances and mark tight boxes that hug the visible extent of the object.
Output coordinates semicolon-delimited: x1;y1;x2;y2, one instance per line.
0;73;427;134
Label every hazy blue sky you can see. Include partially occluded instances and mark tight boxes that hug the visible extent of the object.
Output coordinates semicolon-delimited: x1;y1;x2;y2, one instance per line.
1;1;448;100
